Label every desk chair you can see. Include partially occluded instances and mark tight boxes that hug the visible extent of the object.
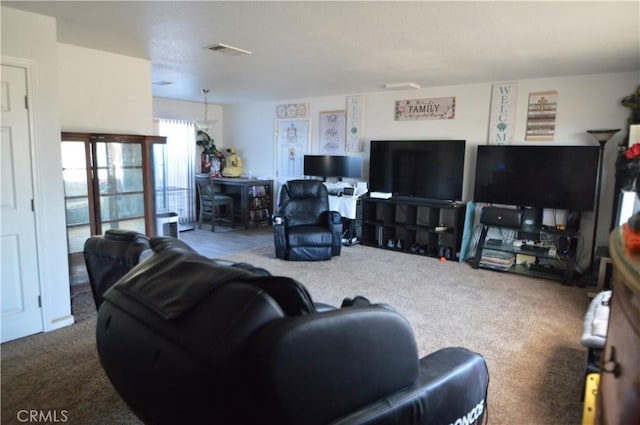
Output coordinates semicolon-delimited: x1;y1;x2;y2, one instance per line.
195;173;235;231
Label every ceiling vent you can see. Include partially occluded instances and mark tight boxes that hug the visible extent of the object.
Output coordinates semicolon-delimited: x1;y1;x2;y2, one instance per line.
384;82;421;90
152;80;173;86
204;43;252;56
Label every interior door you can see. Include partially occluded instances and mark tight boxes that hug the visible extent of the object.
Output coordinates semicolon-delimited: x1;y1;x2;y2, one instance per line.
1;64;43;342
274;119;310;202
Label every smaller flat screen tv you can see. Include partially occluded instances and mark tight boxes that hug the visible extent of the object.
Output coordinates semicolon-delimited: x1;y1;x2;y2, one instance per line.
303;155;362;180
369;140;466;201
473;145;599;211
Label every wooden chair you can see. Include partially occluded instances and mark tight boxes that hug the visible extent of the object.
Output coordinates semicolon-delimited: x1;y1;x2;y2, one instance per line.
195;173;234;231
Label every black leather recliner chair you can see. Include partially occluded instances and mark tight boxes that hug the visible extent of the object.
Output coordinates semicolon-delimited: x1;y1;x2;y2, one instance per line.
96;237;489;425
83;229;151;309
273;179;342;261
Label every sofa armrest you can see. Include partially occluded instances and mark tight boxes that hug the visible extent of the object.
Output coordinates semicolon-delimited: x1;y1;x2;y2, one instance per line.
326;211;343;256
248;307;419;425
330;347;489;425
272;214;287;259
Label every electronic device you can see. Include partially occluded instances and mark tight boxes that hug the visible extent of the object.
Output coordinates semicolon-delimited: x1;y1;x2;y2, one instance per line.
480;206;522;228
303;155;362;181
520;245;550;255
473;145;599;211
369;140;466;202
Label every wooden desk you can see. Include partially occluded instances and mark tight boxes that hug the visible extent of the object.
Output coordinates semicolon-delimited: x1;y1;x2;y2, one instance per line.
212;177;273;229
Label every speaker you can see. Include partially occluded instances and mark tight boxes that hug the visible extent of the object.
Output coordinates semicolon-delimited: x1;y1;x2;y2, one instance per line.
566;211;581;231
519;206;542;240
480;207;522;229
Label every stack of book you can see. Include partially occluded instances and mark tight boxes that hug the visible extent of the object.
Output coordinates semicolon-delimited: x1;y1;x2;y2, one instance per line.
478;249;515;271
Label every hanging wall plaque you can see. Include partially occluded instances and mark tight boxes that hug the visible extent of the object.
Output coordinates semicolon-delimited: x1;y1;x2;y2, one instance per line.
394;97;455;121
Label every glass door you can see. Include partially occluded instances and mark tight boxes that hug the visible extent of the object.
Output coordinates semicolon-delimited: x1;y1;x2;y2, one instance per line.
93;136;146;234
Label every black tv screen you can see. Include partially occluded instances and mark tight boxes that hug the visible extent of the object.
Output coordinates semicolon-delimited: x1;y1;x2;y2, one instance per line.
473;145;599;211
369;140;466;201
303;155;362;180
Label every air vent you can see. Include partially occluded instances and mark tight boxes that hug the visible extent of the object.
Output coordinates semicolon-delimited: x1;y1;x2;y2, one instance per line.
152;80;173;86
384;82;421;90
204;43;252;56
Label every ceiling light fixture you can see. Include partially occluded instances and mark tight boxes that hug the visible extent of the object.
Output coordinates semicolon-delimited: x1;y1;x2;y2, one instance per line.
204;43;252;56
194;89;217;133
383;82;421;90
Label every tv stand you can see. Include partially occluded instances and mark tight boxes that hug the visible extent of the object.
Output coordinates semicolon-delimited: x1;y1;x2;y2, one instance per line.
472;224;579;285
360;197;466;260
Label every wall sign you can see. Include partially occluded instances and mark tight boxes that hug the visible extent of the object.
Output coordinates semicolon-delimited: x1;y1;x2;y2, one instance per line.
276;103;309;119
319;110;345;155
394;97;455;121
526;91;557;141
346;95;364;152
488;81;518;145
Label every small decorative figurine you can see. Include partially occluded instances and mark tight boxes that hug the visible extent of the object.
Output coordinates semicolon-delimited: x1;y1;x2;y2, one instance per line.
222;148;243;177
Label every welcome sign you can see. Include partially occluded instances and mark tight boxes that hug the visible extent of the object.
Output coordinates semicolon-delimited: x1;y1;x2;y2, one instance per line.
395;97;455;121
488;81;518;145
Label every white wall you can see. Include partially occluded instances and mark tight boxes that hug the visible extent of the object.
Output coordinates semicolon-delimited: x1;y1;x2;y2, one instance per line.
223;71;639;269
58;44;153;134
1;6;72;331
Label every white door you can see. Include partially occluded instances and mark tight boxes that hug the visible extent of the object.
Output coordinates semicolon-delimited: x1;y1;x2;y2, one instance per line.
274;119;310;202
1;64;43;343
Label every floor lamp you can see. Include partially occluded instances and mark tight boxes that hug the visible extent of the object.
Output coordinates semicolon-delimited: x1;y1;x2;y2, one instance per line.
587;128;621;273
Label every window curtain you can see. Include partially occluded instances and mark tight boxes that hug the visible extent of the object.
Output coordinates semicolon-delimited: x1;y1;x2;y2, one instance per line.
156;119;197;223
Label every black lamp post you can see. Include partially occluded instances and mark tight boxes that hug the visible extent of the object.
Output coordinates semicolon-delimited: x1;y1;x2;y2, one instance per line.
587;128;621;273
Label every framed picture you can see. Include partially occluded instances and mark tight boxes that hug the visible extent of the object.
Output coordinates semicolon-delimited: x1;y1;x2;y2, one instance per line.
525;91;558;141
318;110;346;155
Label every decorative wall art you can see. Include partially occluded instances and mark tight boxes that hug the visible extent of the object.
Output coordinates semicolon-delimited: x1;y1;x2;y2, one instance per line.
319;110;346;155
395;97;455;121
276;103;309;119
346;95;365;152
487;81;518;145
525;91;558;141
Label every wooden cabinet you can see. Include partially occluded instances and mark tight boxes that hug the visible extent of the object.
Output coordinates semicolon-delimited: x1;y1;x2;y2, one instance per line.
360;198;466;260
597;228;640;424
61;132;165;279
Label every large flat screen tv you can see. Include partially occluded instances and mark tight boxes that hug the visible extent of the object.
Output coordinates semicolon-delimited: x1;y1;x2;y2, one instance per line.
473;145;599;211
369;140;466;201
303;155;362;180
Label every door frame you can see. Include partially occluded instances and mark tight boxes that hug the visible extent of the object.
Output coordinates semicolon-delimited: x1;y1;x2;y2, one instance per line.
2;55;74;335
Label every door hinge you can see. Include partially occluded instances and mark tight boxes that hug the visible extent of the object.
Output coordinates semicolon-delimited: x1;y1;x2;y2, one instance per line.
25;95;29;110
31;199;34;211
38;295;42;307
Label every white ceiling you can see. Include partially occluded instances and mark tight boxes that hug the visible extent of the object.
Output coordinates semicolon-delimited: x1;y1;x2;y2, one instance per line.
5;1;639;104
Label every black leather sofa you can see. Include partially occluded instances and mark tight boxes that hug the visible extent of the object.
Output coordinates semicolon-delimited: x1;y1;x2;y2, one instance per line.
83;229;151;308
273;179;343;261
96;237;489;425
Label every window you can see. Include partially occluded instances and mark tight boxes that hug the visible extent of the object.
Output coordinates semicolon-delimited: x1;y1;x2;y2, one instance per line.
155;119;197;225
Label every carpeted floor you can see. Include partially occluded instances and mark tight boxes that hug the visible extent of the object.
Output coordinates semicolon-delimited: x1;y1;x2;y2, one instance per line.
1;244;590;425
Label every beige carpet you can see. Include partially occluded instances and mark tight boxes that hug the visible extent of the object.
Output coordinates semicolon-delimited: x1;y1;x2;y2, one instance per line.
224;245;589;425
1;244;590;425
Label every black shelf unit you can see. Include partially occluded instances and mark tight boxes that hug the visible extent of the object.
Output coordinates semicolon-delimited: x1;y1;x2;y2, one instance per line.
360;197;466;260
471;225;579;285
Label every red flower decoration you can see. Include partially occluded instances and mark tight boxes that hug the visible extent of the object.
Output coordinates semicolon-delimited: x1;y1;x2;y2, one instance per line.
625;143;640;160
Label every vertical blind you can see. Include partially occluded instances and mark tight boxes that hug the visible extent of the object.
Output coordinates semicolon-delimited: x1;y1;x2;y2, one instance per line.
155;119;197;223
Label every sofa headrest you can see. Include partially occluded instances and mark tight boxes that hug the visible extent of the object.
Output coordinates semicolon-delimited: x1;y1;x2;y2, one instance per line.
106;238;317;319
104;229;150;245
286;179;327;199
